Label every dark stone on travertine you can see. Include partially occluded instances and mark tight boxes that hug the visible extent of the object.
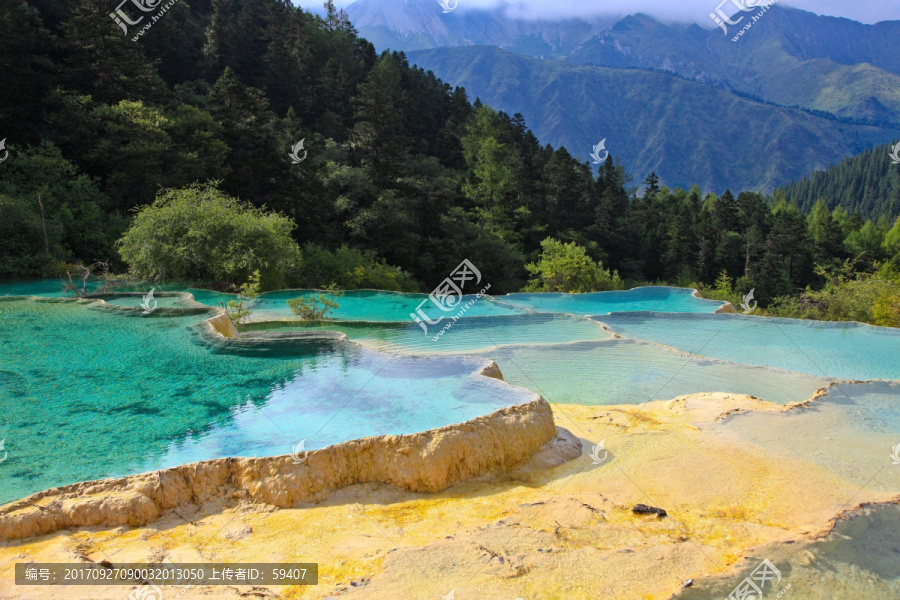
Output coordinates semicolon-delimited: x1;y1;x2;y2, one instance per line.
632;504;667;517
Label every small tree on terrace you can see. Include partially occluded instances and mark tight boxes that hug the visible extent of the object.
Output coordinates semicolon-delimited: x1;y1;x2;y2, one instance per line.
117;183;300;289
523;237;624;293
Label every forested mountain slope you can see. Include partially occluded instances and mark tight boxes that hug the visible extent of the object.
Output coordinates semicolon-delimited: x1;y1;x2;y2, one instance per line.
408;45;897;192
778;143;900;219
2;0;899;314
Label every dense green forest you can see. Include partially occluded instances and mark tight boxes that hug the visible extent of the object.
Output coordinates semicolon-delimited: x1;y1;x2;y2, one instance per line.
1;0;899;324
777;143;900;219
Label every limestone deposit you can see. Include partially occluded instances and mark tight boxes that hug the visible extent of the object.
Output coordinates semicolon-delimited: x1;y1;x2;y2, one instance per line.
1;392;897;600
0;396;558;542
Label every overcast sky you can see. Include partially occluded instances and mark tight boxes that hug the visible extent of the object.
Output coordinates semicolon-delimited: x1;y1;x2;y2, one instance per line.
296;0;900;24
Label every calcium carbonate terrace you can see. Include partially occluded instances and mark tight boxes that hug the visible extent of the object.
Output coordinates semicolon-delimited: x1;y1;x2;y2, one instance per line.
2;283;899;508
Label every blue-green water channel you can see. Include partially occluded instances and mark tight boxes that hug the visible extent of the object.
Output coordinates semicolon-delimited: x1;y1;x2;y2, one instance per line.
1;283;899;505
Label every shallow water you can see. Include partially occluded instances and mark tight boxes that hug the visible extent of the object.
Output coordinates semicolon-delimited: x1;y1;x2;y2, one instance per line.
496;286;725;315
677;503;900;600
2;283;899;508
596;312;900;381
469;340;832;406
240;313;613;354
248;289;523;322
0;279;228;300
705;381;900;491
0;299;530;504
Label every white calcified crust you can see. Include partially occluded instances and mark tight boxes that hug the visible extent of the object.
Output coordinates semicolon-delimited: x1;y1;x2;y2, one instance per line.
0;396;558;541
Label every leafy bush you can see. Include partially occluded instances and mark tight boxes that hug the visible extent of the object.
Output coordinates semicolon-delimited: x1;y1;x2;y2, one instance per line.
765;262;900;327
290;244;419;291
224;270;261;324
117;183;300;289
523;238;624;293
691;270;749;308
287;286;343;320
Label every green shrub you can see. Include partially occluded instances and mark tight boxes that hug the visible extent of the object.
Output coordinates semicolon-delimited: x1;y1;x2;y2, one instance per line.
691;270;748;308
117;183;300;290
523;238;624;293
224;270;261;324
0;194;58;277
290;244;419;291
287;285;343;320
765;262;900;327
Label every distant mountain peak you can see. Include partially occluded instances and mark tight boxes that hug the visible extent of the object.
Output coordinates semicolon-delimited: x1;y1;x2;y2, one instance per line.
346;0;618;54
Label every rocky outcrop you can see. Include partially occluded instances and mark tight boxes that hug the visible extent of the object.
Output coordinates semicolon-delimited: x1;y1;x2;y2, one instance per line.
0;397;557;541
204;311;239;338
479;360;505;380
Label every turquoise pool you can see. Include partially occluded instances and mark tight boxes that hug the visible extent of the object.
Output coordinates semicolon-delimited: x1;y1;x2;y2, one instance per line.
596;312;900;381
247;289;524;322
240;313;613;354
244;285;724;322
0;278;227;300
0;298;531;504
496;286;725;315
1;282;899;505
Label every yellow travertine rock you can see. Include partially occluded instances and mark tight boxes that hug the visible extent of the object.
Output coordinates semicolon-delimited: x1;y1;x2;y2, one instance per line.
1;392;896;600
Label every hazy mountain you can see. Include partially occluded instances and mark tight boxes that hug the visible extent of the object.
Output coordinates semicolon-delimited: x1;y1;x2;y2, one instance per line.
349;0;900;191
345;0;617;56
567;7;900;124
408;46;897;193
349;1;900;123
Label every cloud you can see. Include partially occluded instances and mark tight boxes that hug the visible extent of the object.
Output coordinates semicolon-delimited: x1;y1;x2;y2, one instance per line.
299;0;900;25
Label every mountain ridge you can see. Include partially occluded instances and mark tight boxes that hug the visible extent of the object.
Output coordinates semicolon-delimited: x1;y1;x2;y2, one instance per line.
346;0;618;56
338;1;900;193
408;44;898;193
